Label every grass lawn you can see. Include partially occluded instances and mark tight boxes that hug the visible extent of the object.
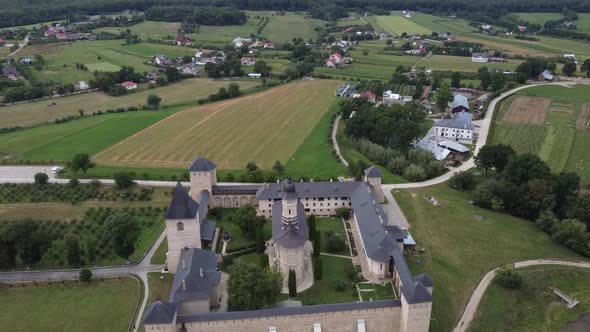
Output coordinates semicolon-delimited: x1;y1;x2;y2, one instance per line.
16;40;197;83
371;13;433;36
316;217;349;256
0;78;259;129
336;118;408;184
94;80;342;170
146;272;174;304
393;183;584;332
357;282;395;301
0;277;140;332
284;98;349;180
262;12;326;43
514;12;564;26
208;208;271;252
283;256;358;305
470;266;590;332
150;238;168;265
490;84;590;186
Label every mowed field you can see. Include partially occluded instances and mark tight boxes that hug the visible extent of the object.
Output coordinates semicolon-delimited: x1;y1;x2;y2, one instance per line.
370;13;432;36
94;80;342;169
491;85;590;185
0;79;259;129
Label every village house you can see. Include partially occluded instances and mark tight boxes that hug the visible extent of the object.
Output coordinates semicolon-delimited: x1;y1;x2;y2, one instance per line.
121;81;138;90
0;38;5;47
383;90;413;105
75;81;89;90
451;94;470;113
434;111;474;143
471;52;489;63
538;69;554;81
263;41;274;49
248;73;262;79
232;37;252;48
240;57;256;66
153;55;172;67
359;91;377;103
517;26;527;33
414;138;451;161
2;67;19;81
178;64;199;76
175;35;192;46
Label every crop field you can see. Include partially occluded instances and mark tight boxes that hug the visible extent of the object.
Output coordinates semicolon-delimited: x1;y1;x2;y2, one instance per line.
370;13;432;36
93;80;342;170
16;40;196;83
85;61;121;72
577;14;590;34
514;12;564;26
95;21;181;39
502;96;550;125
0;79;258;129
491;85;590;184
262;13;325;43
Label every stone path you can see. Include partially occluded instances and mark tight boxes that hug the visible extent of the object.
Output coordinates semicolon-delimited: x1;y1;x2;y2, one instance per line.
320;252;353;259
453;259;590;332
332;115;349;167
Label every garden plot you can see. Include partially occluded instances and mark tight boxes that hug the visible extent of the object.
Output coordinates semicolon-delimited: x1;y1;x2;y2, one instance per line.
502;96;550;125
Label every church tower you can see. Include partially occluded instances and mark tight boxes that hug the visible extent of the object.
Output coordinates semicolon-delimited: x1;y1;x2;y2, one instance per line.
189;156;217;202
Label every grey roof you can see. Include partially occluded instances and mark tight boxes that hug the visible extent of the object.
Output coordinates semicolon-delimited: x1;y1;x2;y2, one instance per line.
165;183;199;219
438;140;470;153
143;300;180;324
170;248;220;303
415;274;434;288
451;94;469;110
364;166;382;178
177;300;401;323
2;66;18;77
409;282;433;303
435;112;474;130
541;69;554;80
472;52;488;58
281;180;298;200
272;200;308;248
212;185;259;195
256;181;361;200
414;139;451;161
201;220;216;242
197;190;210;222
189;156;216;172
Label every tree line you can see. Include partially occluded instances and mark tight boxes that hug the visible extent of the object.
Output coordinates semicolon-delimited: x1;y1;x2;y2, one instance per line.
145;6;247;25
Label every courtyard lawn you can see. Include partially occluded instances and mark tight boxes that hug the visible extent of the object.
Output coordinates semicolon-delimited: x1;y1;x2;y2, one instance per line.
357;282;395;301
0;78;259;129
316;217;350;256
284;99;349;180
393;183;584;332
16;40;197;83
0;277;140;332
285;256;358;305
490;84;590;186
150;238;168;265
470;266;590;332
94;80;342;171
146;272;174;304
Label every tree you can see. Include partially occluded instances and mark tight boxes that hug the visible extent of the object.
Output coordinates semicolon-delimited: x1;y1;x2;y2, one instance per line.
255;225;265;254
253;60;271;77
272;160;284;174
79;268;93;282
147;94;162;109
0;232;16;268
313;230;321;257
495;265;522;289
490;74;506;91
308;214;317;242
288;269;297;297
581;59;590;77
562;61;577;77
475;144;516;174
227;83;240;98
228;263;282;311
504;153;551;185
327;234;345;253
104;212;140;258
233;206;264;240
435;82;453;112
314;257;323;280
165;66;181;82
113;172;134;189
34;172;48;186
335;207;350;219
246;162;258;172
451;71;461;88
71;153;93;173
478;67;491;90
65;233;81;266
449;171;475;191
552;219;590;255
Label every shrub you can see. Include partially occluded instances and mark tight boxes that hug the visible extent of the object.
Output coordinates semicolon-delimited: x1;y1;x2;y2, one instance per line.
495;265;522;289
403;164;426;182
335;208;350;220
333;279;347;291
113;172;134;189
449;171;475;191
79;268;93;282
314;257;323;280
345;265;362;282
34;172;49;186
327;234;346;253
68;178;80;188
288;269;297;297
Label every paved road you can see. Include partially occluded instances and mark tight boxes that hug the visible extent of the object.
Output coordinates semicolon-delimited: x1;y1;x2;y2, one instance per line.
1;33;29;59
0;166;59;180
453;259;590;332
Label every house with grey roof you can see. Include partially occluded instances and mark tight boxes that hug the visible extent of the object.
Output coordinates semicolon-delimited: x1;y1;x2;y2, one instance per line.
434;111;474;143
451;94;469;113
538;69;554;81
414;138;452;161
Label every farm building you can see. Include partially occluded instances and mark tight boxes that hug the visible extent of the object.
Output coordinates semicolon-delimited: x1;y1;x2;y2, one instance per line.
178;64;199;76
336;84;357;97
264;41;275;49
434;111;474;143
488;57;506;63
2;67;19;81
248;73;262;78
153;55;172;67
75;81;89;90
144;156;433;332
121;81;138;90
437;140;470;155
471;52;489;63
359;91;377;103
241;57;256;66
538;69;554;81
175;35;192;46
414;138;451;161
451;94;470;113
383;90;413;105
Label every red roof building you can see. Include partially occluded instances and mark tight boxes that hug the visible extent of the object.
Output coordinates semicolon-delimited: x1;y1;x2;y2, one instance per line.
360;91;377;103
329;53;343;63
263;41;274;49
175;35;192;46
56;33;68;39
0;38;5;46
121;81;138;90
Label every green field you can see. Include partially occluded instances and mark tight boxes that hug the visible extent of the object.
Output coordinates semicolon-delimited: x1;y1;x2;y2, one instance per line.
94;80;342;170
16;40;197;83
514;12;564;26
0;278;140;332
393;183;583;332
262;13;325;43
85;61;121;72
0;79;259;130
576;14;590;34
471;266;590;331
370;13;433;36
490;85;590;185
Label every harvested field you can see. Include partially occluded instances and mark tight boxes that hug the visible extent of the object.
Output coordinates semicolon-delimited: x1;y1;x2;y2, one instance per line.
93;80;342;170
502;96;550;125
576;104;590;129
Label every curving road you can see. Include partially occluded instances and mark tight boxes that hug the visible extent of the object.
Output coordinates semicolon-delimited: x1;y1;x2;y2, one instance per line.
453;259;590;332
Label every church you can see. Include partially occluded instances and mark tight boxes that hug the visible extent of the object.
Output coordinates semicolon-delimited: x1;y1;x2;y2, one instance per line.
144;156;433;332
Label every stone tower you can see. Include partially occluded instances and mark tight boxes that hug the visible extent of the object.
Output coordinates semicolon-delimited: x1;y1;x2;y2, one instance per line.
189;156;217;202
165;182;202;273
268;180;314;292
364;166;384;203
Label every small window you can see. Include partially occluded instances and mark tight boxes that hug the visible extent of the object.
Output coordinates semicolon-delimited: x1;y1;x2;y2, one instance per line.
176;222;184;231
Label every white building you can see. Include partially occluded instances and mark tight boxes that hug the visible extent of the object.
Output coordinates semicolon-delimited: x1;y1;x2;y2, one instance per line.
434;111;474;143
471;52;489;63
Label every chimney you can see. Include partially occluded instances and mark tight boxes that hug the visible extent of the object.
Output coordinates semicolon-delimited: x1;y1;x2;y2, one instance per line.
200;267;203;278
182;279;186;290
265;183;269;189
330;178;333;182
182;259;186;270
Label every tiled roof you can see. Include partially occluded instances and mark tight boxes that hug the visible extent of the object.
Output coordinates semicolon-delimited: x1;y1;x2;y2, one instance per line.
364;166;382;178
170;248;221;303
271;200;308;248
143;300;180;324
451;94;469;110
435;111;474;130
189;156;216;172
165;183;200;219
